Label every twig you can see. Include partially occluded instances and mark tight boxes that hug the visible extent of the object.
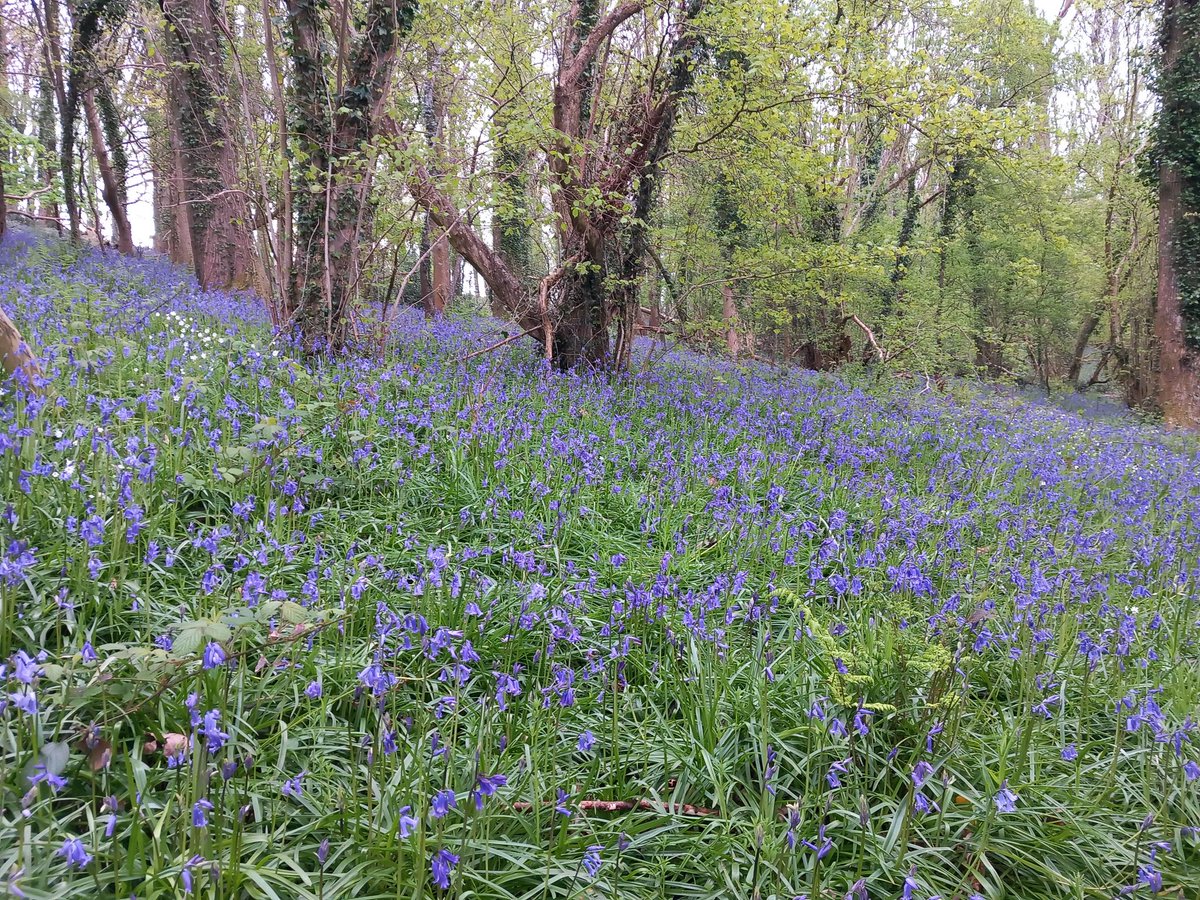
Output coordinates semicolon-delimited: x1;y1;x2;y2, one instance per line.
463;324;543;361
846;313;887;363
510;798;720;817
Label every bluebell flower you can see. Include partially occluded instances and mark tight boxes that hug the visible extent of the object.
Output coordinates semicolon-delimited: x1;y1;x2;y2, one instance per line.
555;788;572;817
397;805;418;838
801;823;832;860
192;798;213;828
57;838;92;869
471;772;506;810
430;789;456;819
282;771;307;800
431;848;459;890
202;642;226;670
994;781;1019;813
583;844;602;877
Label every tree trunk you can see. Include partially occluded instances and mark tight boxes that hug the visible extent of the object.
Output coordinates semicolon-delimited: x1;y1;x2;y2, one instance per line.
37;63;60;223
553;265;610;369
1155;0;1200;426
723;284;740;357
159;0;255;290
0;157;6;242
83;89;134;254
0;304;40;386
419;72;452;318
285;0;417;347
1067;311;1101;387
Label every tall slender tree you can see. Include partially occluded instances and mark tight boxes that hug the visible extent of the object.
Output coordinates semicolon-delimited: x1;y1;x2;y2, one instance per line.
1154;0;1200;426
158;0;255;289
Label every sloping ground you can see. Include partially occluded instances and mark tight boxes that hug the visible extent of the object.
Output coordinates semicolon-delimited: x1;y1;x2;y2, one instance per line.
1;231;1198;898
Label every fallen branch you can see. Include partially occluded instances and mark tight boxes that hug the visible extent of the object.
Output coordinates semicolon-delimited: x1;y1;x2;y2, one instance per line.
846;313;887;363
463;324;544;361
511;797;720;817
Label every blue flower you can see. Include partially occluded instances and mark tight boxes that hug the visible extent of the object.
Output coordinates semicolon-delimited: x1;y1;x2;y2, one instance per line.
282;771;307;800
430;789;456;819
471;772;507;810
801;824;832;860
583;844;602;877
994;781;1019;813
431;848;459;890
577;730;596;752
200;709;229;752
202;642;226;670
397;805;418;838
57;838;92;869
555;788;572;817
192;798;214;828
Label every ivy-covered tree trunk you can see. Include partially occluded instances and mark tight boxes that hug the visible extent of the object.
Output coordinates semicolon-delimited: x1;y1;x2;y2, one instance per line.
159;0;255;290
0;154;6;243
285;0;418;349
1154;0;1200;426
490;36;534;319
61;0;119;240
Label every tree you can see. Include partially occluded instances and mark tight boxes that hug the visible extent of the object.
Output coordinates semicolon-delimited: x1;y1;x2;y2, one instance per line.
158;0;256;289
284;0;419;348
411;0;701;370
1154;0;1200;426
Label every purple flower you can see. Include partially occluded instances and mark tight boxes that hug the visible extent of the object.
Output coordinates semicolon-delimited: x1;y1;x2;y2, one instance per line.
555;788;572;817
925;721;943;753
202;642;226;670
282;771;307;800
192;798;214;828
994;780;1019;813
431;848;459;890
317;839;330;865
1137;863;1163;893
911;761;934;788
57;838;93;869
583;844;602;877
801;823;832;860
577;730;596;752
81;641;98;663
826;758;850;789
913;792;938;815
1184;760;1200;782
430;789;456;819
472;772;507;810
200;709;229;752
398;805;418;838
1061;744;1078;761
305;679;322;699
29;764;67;792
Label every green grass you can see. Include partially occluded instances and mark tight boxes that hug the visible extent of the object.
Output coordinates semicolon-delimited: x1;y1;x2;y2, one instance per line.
0;234;1198;899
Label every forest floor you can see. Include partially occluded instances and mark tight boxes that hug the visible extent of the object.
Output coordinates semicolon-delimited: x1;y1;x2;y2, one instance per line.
1;230;1198;899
